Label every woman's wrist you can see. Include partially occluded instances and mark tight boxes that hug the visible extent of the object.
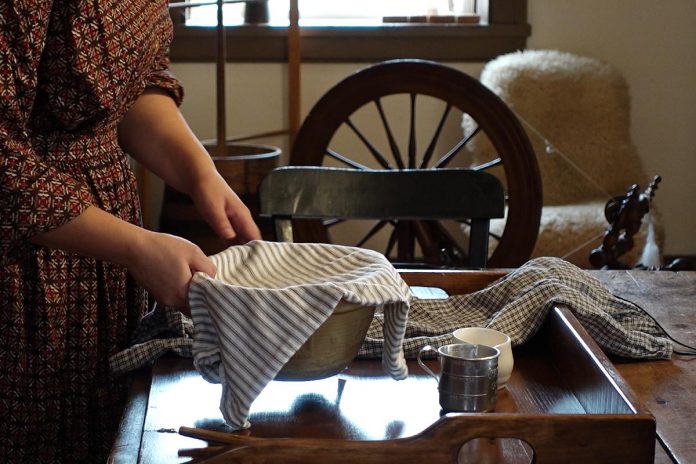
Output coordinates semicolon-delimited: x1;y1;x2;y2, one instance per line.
117;223;153;269
184;166;225;201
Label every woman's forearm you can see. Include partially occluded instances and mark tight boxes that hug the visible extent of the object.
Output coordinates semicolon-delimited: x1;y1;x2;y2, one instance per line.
117;88;217;196
31;205;216;309
117;87;261;244
30;205;148;267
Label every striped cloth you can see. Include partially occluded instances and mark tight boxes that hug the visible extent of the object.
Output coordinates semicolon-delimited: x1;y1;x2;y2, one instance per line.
188;241;411;429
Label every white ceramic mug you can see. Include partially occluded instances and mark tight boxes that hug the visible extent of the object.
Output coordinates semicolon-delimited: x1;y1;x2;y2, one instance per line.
452;327;513;388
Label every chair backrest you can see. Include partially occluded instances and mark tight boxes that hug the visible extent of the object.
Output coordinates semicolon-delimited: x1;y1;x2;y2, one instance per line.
258;166;505;268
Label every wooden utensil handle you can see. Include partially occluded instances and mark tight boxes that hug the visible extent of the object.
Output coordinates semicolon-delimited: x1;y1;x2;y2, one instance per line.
197;445;454;463
181;411;655;464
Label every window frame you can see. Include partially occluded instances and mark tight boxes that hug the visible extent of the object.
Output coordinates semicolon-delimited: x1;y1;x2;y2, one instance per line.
169;0;529;63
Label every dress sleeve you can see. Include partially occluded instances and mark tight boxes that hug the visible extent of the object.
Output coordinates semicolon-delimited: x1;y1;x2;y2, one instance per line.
145;36;184;105
0;3;94;257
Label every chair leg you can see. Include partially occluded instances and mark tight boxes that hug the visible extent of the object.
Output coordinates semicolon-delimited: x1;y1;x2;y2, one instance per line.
469;219;490;268
275;218;294;242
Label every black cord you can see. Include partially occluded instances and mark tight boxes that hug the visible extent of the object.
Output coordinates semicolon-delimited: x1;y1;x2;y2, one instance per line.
614;294;696;355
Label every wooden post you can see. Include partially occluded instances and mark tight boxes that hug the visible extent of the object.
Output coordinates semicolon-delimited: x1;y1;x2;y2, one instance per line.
288;0;301;146
216;0;226;156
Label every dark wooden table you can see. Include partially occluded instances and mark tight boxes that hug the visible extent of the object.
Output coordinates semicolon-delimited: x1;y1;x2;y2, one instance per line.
596;271;696;464
108;270;696;463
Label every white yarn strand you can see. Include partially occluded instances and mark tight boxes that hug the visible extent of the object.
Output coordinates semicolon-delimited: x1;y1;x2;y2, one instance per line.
559;231;606;261
513;111;615;200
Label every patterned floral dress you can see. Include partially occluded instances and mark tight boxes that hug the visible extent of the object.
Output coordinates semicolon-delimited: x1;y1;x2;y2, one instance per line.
0;1;183;461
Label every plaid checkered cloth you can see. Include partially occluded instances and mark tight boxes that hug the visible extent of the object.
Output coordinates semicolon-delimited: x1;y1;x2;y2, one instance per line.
360;256;672;360
109;301;193;375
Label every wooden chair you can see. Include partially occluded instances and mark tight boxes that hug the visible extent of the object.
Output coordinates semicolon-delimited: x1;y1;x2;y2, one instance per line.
258;166;504;268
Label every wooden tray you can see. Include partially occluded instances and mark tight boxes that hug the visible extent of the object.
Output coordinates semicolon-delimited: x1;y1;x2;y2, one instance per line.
116;270;656;463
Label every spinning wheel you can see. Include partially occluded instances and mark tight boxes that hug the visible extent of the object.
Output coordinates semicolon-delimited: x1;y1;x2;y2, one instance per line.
289;60;542;268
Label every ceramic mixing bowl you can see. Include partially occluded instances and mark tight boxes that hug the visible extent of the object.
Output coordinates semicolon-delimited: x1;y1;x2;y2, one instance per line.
275;301;376;381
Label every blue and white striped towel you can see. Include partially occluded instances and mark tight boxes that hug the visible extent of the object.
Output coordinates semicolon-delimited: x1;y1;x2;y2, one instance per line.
188;240;412;430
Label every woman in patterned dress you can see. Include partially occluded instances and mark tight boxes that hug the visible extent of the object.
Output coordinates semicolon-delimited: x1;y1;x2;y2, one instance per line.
0;1;260;462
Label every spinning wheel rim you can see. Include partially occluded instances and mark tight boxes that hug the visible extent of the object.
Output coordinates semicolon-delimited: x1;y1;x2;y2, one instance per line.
289;59;542;268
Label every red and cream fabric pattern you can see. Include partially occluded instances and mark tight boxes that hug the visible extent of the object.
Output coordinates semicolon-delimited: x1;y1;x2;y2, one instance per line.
1;0;182;461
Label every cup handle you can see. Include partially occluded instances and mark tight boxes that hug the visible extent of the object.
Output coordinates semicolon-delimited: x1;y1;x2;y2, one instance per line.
417;345;440;381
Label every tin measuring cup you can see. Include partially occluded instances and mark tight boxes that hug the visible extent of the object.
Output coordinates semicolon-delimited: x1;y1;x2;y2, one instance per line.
417;343;499;412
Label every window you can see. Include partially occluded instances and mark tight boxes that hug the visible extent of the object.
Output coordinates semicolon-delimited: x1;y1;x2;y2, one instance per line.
185;0;483;27
169;0;529;63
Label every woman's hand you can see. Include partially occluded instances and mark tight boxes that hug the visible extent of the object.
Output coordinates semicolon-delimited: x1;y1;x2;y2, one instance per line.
190;170;261;246
126;230;217;313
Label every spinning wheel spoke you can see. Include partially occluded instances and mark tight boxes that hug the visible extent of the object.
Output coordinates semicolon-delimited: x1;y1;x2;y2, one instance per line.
430;220;470;263
355;220;390;247
408;93;417;168
346;118;392;169
459;218;503;242
487;227;503;242
326;149;370;170
473;157;503;171
322;218;344;228
420;103;452;169
374;99;405;169
432;125;481;169
412;221;444;263
385;220;471;266
384;224;398;259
